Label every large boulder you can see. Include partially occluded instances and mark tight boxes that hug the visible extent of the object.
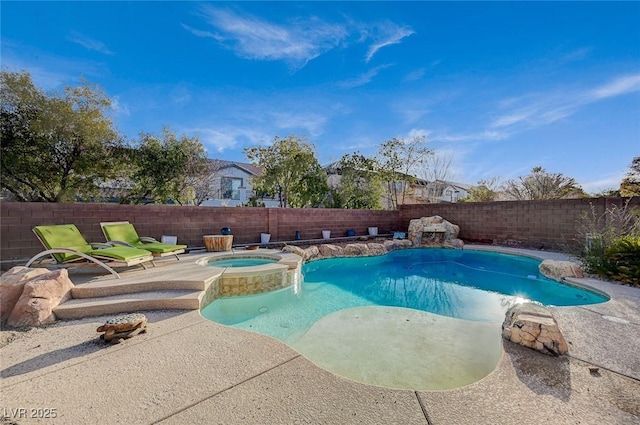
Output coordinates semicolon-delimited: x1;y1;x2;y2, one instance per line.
304;245;320;261
318;244;344;258
282;244;307;260
0;266;51;324
344;243;371;257
539;260;584;280
6;269;74;328
367;243;388;256
407;216;462;248
383;239;413;251
502;302;568;356
444;238;465;249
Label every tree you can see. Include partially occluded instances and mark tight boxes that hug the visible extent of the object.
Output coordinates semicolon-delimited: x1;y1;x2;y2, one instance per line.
620;157;640;197
377;135;433;209
192;159;225;206
244;135;328;208
327;153;383;209
1;71;124;202
419;152;453;183
503;166;584;200
466;177;502;202
417;152;455;203
122;128;208;205
591;188;621;198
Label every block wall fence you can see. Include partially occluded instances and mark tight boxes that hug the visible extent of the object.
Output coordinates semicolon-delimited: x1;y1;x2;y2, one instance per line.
0;202;397;261
1;197;636;263
399;197;639;249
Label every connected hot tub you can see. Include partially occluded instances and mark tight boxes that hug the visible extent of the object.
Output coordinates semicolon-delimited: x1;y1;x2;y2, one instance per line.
208;257;278;268
198;250;304;307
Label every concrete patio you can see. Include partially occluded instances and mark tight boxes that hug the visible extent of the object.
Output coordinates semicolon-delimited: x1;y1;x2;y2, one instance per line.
1;247;639;425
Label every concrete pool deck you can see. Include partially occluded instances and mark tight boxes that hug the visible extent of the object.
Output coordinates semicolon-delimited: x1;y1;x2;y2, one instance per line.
1;246;639;424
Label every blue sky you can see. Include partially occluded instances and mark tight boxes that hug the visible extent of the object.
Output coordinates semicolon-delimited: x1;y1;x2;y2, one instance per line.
2;1;639;193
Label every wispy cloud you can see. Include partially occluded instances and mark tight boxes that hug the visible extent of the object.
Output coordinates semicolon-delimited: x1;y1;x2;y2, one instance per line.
67;31;114;55
1;40;105;89
581;173;625;193
589;73;640;100
405;128;434;144
186;127;269;154
432;130;510;143
338;64;392;88
270;111;327;137
181;24;218;40
170;84;192;105
491;111;533;128
189;6;348;70
403;68;426;82
490;72;640;131
400;107;430;124
185;6;414;70
111;97;130;117
364;23;414;63
560;47;591;63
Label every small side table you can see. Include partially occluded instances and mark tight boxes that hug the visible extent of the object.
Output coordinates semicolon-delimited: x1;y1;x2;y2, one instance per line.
203;235;233;252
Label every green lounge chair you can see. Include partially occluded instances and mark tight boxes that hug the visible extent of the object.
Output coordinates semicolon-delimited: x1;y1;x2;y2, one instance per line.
100;221;187;260
26;224;155;279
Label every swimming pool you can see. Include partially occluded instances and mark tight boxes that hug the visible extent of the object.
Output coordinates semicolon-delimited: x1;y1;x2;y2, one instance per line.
201;248;608;390
208;257;277;267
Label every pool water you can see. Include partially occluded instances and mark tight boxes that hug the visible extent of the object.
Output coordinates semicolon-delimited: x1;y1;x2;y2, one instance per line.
208;258;276;267
202;249;607;339
200;248;608;390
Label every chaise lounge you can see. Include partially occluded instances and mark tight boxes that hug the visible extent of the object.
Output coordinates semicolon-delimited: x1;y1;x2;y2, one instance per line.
26;224;155;279
100;221;187;260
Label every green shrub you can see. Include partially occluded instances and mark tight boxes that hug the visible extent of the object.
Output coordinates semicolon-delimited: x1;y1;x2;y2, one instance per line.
580;235;608;274
597;237;640;287
576;199;639;285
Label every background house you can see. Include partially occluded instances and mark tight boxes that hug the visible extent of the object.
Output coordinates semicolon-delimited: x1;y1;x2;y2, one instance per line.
200;160;279;207
423;180;470;203
325;160;470;206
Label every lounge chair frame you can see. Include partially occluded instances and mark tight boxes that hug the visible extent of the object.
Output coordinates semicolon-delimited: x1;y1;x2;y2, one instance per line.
100;221;186;260
27;226;155;279
25;248;152;279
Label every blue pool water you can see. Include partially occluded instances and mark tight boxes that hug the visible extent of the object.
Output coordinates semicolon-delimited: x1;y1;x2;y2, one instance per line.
208;258;276;267
201;248;608;343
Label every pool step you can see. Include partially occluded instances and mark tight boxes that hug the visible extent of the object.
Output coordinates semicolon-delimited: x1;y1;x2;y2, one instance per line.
54;290;202;320
71;277;213;299
70;266;223;298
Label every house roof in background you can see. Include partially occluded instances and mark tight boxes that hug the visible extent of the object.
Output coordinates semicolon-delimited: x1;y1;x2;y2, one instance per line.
212;159;262;176
424;180;472;190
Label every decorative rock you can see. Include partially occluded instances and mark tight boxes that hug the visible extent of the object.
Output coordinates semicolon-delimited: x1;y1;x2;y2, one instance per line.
502;302;568;356
318;244;344;258
367;243;388;256
0;266;51;324
407;216;461;248
539;260;584;280
383;239;413;251
344;243;371;257
304;245;320;260
444;238;465;249
97;313;147;344
282;244;307;259
6;269;74;328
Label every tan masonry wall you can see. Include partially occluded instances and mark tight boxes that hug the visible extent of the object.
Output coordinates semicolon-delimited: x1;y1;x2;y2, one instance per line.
399;197;639;250
0;202;397;261
1;197;636;261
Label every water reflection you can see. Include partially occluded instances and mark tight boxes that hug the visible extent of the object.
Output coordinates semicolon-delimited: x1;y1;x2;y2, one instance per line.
202;249;608;341
304;249;606;317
